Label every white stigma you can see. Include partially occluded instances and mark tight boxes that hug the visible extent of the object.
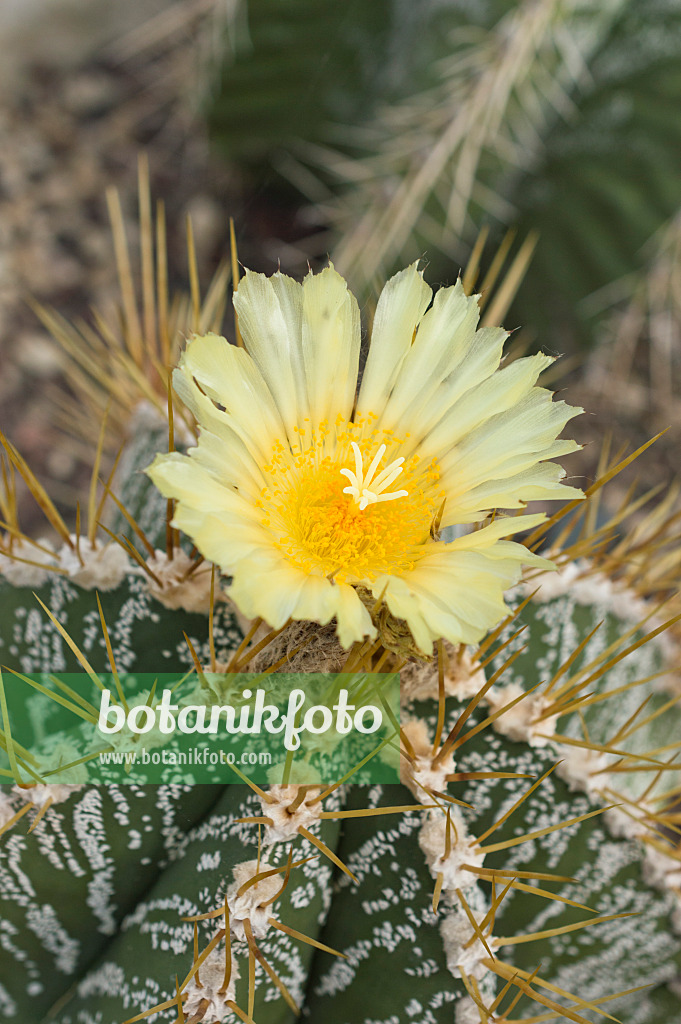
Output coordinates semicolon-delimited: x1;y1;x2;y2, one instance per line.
340;441;409;511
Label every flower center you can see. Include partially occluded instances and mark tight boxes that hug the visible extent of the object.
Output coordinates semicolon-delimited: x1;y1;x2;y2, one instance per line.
257;418;443;584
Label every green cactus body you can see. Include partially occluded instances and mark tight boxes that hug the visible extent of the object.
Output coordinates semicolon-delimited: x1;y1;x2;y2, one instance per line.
3;520;681;1022
47;786;343;1024
1;234;680;1024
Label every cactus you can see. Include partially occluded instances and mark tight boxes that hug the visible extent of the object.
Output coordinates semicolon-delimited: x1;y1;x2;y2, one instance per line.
1;184;681;1024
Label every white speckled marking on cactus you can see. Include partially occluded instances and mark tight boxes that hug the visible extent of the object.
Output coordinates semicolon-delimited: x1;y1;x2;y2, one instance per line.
2;571;242;679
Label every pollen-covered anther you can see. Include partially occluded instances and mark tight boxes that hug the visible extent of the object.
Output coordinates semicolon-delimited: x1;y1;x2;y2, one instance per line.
486;682;559;748
227;859;283;940
400;718;455;802
440;904;498;980
258;424;438;588
418;808;485;890
259;784;323;843
182;947;239;1022
340;441;409;510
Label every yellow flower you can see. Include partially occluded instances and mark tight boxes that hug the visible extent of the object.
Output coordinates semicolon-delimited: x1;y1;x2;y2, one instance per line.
148;264;582;652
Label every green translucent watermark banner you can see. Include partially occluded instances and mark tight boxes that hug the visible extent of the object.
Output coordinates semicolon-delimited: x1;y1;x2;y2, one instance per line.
0;671;401;785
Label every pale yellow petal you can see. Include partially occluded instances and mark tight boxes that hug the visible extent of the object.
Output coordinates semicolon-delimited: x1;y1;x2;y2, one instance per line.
386;558;510;649
446;461;583;523
438;391;581;487
228;555;313;628
287;574;340;626
380;279;483;435
147;451;255;514
234;265;361;438
162;374;267;497
227;556;373;643
423;352;555;460
177;333;285;461
173;506;270;566
446;439;581;503
186;429;265;500
356;263;432;420
333;582;376;649
373;521;549;652
371;574;434;653
399;327;508;451
233;270;309;437
444;513;548;548
300;264;361;428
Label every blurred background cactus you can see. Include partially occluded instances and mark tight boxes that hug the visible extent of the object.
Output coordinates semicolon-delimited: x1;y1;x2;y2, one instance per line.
208;0;681;346
2;0;681;1021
